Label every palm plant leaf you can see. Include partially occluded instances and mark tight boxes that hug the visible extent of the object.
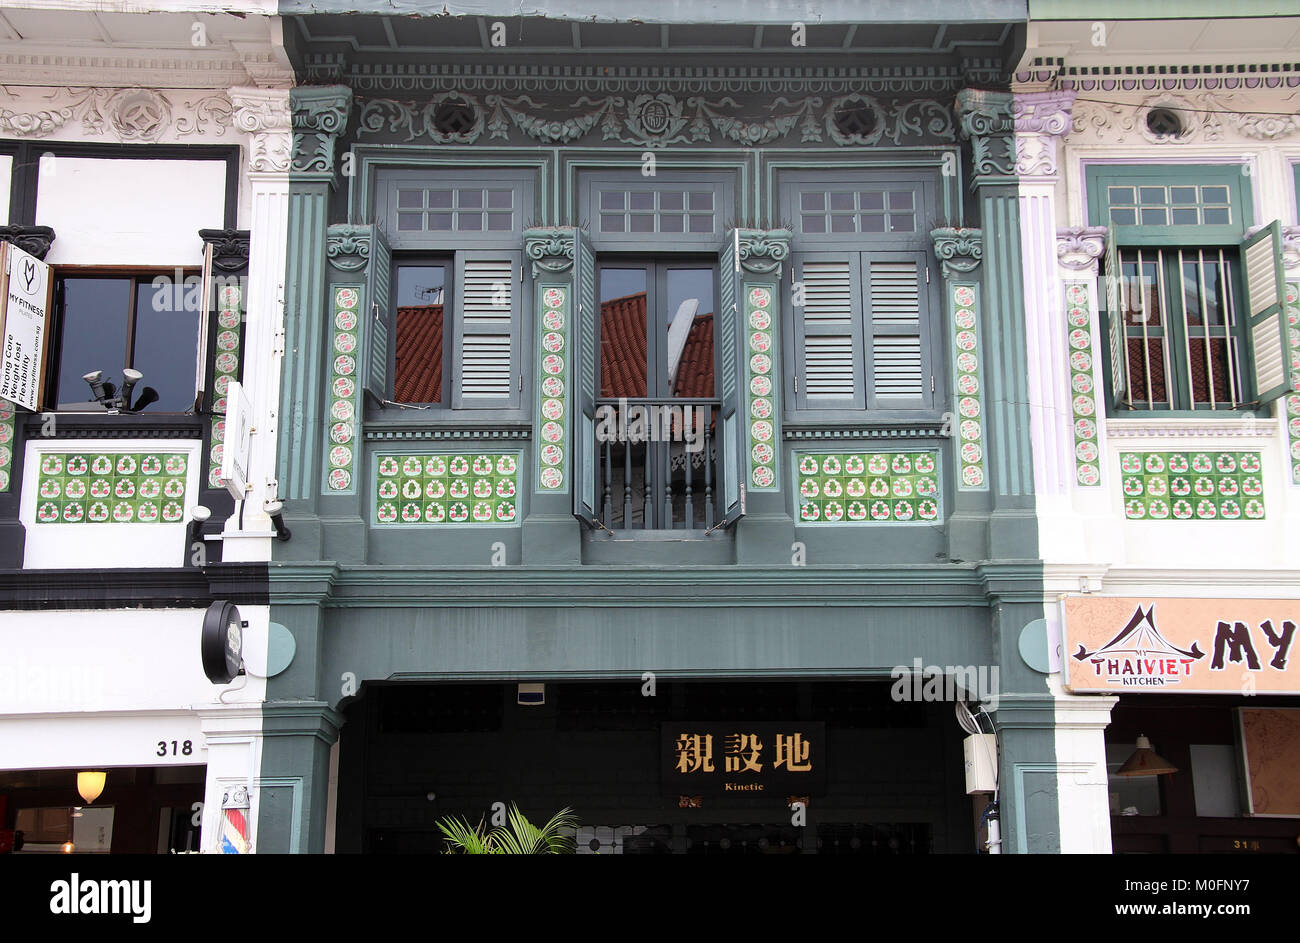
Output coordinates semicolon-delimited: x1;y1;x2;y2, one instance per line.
437;815;496;854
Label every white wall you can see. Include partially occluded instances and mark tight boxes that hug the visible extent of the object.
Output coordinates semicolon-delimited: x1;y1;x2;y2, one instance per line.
0;154;11;223
36;156;226;266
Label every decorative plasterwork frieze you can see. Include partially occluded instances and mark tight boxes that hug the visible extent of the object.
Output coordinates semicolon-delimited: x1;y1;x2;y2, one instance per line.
291;86;351;178
0;86;233;142
230;86;291;174
738;229;793;277
0;49;258;92
955;89;1015;182
354;91;956;149
326;224;372;273
199;229;251;273
1282;226;1300;273
929;228;983;280
0;225;55;261
523;227;575;277
1071;90;1300;145
1056;227;1107;276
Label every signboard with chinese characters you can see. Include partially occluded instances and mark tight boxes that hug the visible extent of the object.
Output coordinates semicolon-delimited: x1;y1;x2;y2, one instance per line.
662;723;825;797
0;242;52;411
1063;597;1300;695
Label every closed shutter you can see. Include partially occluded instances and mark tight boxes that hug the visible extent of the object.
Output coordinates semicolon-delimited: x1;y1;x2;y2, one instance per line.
715;230;745;528
572;228;599;525
361;225;392;405
195;241;213;410
864;254;928;408
453;251;520;408
1241;220;1288;407
1103;224;1129;408
793;253;864;409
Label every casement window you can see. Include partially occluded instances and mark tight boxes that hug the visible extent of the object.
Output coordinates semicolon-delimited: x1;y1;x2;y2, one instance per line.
47;270;202;413
780;171;941;418
1091;166;1289;414
369;169;533;411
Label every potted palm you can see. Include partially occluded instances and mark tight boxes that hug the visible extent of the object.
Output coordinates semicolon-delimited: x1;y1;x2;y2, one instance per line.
436;804;579;854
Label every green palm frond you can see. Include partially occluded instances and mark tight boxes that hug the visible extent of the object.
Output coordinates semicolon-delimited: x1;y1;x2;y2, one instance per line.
435;804;580;854
436;815;496;854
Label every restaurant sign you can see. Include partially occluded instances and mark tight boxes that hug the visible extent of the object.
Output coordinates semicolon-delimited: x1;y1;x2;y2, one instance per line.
661;722;826;797
1063;597;1299;694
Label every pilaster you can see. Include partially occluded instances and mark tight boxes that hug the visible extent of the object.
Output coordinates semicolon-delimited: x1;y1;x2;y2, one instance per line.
255;700;342;854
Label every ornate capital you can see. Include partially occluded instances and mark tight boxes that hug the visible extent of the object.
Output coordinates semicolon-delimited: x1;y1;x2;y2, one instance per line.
1013;90;1075;136
230;86;291;174
1056;227;1108;276
929;227;983;281
291;86;352;179
1282;225;1300;273
0;225;55;260
955;89;1016;183
199;228;251;273
523;226;575;277
326;223;372;273
737;228;793;277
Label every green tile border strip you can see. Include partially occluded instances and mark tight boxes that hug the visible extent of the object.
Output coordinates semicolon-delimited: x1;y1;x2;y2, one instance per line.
1117;451;1265;521
1064;280;1102;486
950;283;987;491
744;283;779;491
794;450;941;524
34;451;189;524
325;284;363;493
207;283;244;489
1285;281;1300;485
374;450;522;525
535;283;569;493
0;398;14;492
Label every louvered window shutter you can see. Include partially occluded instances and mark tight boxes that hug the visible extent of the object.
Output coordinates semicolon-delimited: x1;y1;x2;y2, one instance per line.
572;229;599;525
1241;220;1288;407
864;253;928;408
1103;224;1129;408
715;229;745;527
453;250;521;409
793;253;864;409
361;225;392;405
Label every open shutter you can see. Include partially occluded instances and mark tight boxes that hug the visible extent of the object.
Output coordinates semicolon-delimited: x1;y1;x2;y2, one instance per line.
792;252;864;410
713;230;746;528
1103;224;1129;408
864;253;928;408
194;241;213;411
361;224;392;406
1241;220;1288;407
454;251;520;409
572;228;599;525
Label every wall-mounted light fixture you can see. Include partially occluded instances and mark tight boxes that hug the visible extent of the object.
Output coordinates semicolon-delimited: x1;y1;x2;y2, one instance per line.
76;771;106;804
264;500;291;541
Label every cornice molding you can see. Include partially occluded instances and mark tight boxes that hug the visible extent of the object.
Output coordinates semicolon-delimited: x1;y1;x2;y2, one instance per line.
0;48;258;92
737;228;792;277
929;227;983;280
1105;417;1277;440
326;223;371;273
199;228;251;274
0;225;55;261
0;85;233;143
523;226;575;277
1056;226;1107;276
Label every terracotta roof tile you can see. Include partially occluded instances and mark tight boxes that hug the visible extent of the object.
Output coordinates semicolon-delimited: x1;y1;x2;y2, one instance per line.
599;292;714;399
394;304;443;402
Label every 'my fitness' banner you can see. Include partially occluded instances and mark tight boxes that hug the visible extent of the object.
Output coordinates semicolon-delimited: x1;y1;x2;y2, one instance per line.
1063;597;1298;694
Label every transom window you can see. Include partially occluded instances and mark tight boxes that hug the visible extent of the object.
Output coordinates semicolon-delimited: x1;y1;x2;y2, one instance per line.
797;189;917;235
598;189;715;235
1106;184;1232;227
580;171;732;249
394;186;515;234
375;168;533;250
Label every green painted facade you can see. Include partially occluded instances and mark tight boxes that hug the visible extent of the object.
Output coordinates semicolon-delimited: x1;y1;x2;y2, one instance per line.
263;10;1059;854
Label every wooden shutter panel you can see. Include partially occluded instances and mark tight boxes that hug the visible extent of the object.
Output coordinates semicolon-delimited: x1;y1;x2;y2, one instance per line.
194;241;213;410
794;253;864;409
1103;224;1129;408
1241;220;1288;407
454;251;520;408
715;230;745;527
572;228;599;525
865;254;927;407
361;225;392;405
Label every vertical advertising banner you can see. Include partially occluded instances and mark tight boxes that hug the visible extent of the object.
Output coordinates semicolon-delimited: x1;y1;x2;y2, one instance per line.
0;243;52;411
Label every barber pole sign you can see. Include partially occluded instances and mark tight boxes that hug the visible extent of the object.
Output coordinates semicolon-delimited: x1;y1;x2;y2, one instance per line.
220;785;252;854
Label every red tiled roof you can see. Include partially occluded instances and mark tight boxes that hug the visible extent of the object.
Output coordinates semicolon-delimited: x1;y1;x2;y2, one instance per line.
394;305;443;402
599;292;714;399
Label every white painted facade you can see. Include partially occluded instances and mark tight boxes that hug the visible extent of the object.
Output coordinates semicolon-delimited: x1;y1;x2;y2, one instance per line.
1017;16;1300;853
0;4;290;853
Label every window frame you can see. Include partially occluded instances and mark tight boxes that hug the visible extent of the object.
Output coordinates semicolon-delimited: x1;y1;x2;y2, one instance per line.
46;266;203;414
779;169;943;422
1089;164;1257;416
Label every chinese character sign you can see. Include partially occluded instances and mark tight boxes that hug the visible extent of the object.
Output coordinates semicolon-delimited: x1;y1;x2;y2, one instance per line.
662;723;825;796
